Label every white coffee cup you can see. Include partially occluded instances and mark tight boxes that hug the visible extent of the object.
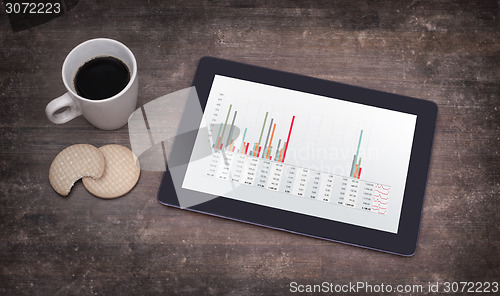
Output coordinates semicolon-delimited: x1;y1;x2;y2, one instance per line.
45;38;138;130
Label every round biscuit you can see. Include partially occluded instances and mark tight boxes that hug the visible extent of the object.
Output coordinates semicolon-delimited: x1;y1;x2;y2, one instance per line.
82;144;140;199
49;144;105;196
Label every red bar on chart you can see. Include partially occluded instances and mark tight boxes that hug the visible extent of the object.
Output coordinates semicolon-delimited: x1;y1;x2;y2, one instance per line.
257;146;262;157
219;143;223;149
232;146;235;152
282;116;295;162
245;143;249;154
358;168;362;179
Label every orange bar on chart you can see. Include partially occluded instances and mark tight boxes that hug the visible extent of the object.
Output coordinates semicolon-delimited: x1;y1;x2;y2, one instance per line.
266;124;276;159
253;143;259;156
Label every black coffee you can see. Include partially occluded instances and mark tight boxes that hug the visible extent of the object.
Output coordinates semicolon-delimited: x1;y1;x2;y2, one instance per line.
74;56;130;100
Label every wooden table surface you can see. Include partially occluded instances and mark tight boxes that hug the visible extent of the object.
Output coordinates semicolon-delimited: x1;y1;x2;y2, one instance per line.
1;1;499;295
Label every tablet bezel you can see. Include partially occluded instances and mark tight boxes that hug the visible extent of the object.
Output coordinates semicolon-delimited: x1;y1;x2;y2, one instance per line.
158;57;437;256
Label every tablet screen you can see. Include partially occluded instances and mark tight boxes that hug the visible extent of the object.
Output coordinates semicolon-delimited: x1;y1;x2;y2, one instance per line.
182;75;417;234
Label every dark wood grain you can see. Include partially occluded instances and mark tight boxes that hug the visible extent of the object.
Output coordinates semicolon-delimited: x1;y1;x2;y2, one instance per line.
1;0;499;295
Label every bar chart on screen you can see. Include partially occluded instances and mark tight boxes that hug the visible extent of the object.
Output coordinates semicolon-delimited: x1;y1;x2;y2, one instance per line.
182;74;417;232
203;90;390;215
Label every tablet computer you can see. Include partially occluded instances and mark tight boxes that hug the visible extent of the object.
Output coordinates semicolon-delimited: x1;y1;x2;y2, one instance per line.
158;57;437;256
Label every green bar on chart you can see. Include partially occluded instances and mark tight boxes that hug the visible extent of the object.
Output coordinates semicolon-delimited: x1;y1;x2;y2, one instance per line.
239;128;247;153
351;130;363;177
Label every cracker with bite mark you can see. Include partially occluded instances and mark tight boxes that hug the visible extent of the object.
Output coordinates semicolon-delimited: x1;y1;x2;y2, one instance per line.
49;144;105;196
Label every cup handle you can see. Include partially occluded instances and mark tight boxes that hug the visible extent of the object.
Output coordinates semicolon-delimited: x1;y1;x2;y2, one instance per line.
45;92;82;124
